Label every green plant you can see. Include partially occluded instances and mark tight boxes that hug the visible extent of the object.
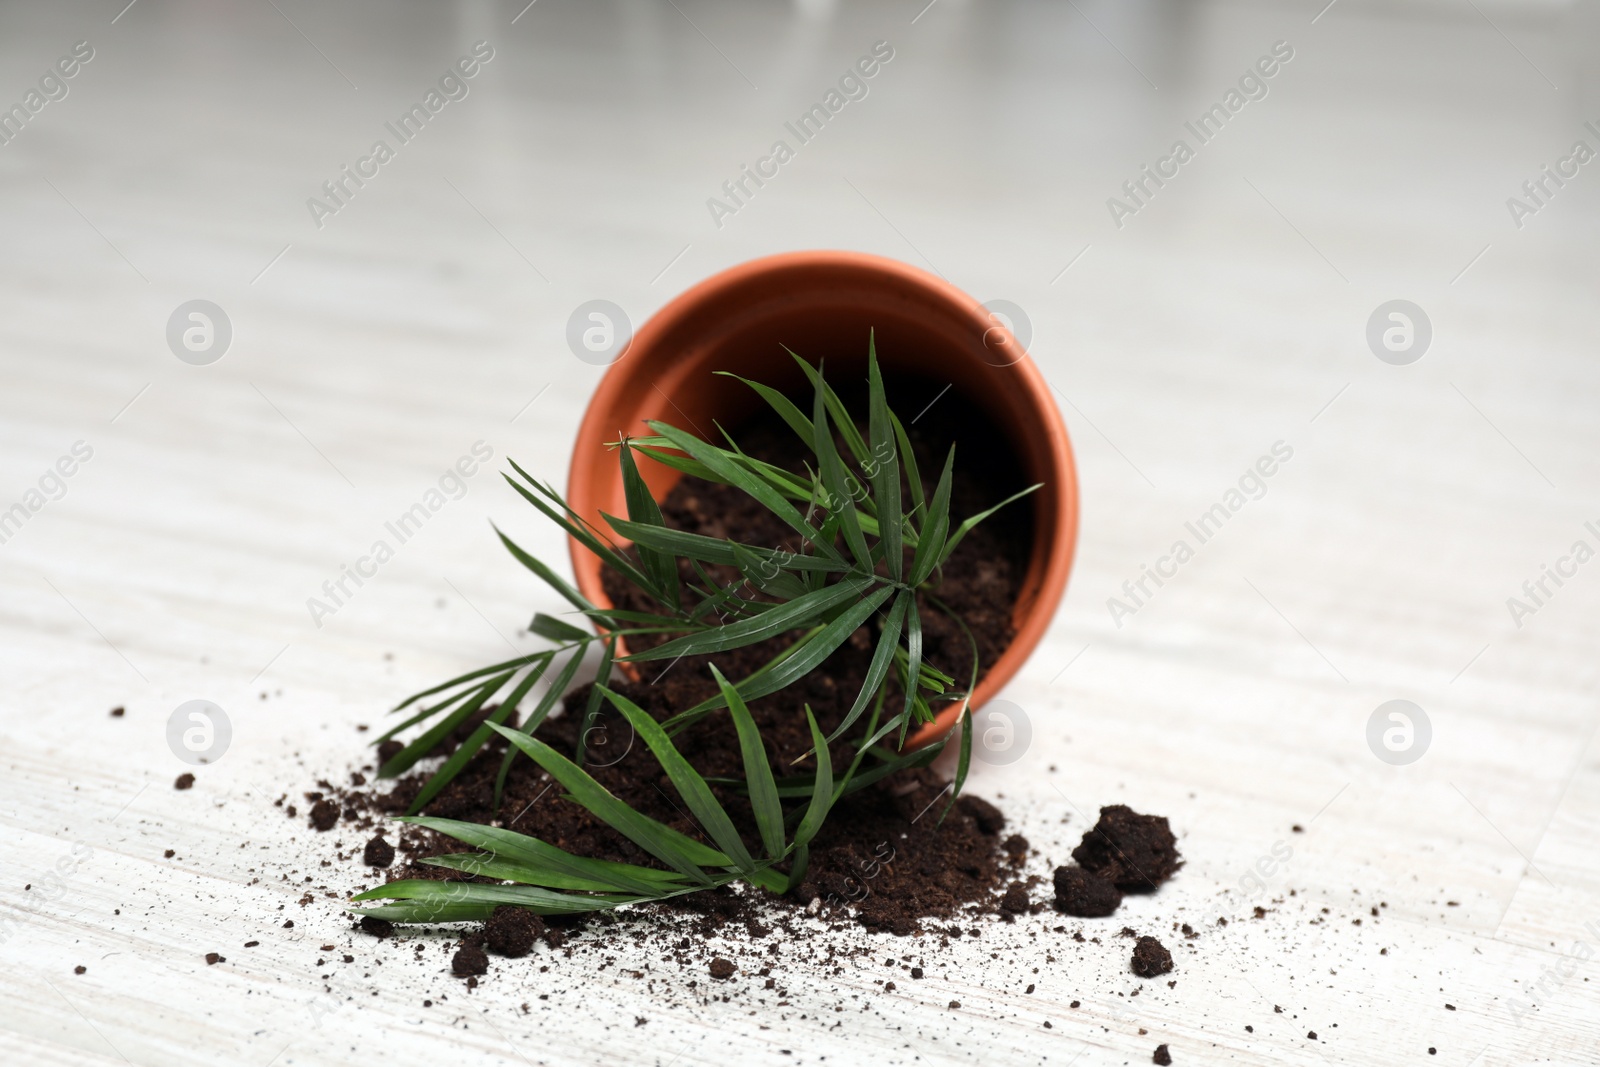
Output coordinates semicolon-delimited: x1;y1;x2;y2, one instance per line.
354;337;1034;918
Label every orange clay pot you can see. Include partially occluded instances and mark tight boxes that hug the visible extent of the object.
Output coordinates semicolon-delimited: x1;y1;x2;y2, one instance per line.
566;251;1077;749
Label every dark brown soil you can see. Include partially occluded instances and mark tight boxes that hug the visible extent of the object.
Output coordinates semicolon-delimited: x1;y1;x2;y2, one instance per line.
1131;935;1173;978
309;799;339;831
1072;806;1183;892
363;835;394;868
1053;866;1123;917
358;916;393;938
1153;1043;1173;1065
451;942;488;976
483;906;543;958
174;773;194;790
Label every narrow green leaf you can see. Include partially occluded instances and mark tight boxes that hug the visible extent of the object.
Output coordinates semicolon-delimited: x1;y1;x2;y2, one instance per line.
663;584;894;726
790;352;870;467
826;590;908;744
577;607;685;629
600;686;755;874
730;540;809;602
402;816;684;895
718;371;815;443
619;442;681;609
714;665;785;860
499;469;660;601
381;670;511;778
491;523;595;614
420;854;634;893
900;602;924;747
645;420;842;563
406;683;528;815
865;335;903;580
784;844;811;893
939;706;975;824
745;743;933;800
489;724;724;882
889;408;925;519
909;446;955;586
574;635;616;766
528;613;591;644
379;678;491;744
494;648;586;807
739;585;893;705
792;707;835;852
390;651;545;714
938;483;1042;563
620;578;872;663
350;879;635;916
602;517;846;575
626;442;723;485
811;369;873;570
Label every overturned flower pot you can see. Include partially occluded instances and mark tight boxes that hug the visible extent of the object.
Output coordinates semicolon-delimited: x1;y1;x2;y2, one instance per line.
567;250;1079;747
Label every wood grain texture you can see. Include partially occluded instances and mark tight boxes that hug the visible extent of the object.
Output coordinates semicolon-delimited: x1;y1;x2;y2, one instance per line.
2;2;1597;1065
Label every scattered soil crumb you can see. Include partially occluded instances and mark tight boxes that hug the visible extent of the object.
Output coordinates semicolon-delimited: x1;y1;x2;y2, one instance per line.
452;944;489;976
359;917;394;938
1053;867;1122;917
485;907;543;958
363;835;395;867
309;800;339;831
1131;936;1173;978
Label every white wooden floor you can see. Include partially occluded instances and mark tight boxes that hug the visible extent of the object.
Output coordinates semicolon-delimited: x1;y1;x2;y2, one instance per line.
2;1;1598;1065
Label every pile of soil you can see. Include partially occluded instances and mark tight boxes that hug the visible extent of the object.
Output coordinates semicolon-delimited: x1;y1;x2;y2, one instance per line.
335;400;1037;939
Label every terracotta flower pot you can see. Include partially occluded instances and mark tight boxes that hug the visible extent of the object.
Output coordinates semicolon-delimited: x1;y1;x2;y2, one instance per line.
566;250;1078;749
